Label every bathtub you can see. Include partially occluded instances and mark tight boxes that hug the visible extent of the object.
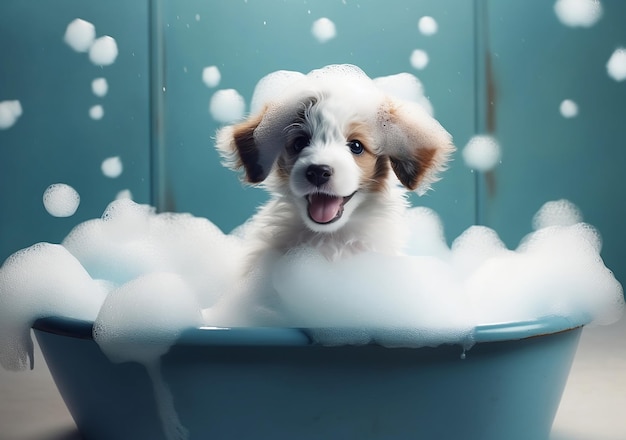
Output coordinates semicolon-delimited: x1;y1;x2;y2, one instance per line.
33;315;582;440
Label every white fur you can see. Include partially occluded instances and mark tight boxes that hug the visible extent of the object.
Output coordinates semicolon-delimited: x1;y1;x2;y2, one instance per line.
216;65;455;263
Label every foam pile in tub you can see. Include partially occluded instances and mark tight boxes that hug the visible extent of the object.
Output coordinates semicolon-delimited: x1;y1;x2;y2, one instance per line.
0;196;624;372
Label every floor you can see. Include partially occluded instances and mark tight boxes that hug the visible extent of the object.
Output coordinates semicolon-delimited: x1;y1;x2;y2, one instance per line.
1;317;624;440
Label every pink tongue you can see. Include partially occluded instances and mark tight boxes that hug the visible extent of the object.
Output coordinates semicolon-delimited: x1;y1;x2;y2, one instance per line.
308;194;343;224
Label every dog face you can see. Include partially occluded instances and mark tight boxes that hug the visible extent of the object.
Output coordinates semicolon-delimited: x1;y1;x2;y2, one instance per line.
216;66;454;234
270;95;391;232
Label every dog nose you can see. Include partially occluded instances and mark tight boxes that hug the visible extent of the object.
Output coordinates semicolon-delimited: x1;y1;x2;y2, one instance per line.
306;164;333;186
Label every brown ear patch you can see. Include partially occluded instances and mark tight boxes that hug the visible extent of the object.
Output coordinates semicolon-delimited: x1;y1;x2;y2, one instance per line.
230;111;266;183
389;147;437;191
375;97;454;192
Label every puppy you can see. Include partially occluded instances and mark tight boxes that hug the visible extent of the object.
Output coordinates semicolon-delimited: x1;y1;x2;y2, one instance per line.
215;65;454;262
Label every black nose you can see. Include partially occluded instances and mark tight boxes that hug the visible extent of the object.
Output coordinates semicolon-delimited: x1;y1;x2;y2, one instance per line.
306;164;333;187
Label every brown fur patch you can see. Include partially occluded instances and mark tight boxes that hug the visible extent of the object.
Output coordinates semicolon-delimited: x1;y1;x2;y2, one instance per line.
346;122;391;193
390;147;437;190
232;110;266;183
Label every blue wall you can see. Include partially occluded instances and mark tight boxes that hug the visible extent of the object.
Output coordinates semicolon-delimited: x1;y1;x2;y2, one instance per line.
1;0;624;289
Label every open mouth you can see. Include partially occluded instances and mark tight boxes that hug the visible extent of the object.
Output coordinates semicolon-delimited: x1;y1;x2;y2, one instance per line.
306;192;356;225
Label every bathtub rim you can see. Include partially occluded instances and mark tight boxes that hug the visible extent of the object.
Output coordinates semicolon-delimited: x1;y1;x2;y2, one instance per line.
32;314;586;348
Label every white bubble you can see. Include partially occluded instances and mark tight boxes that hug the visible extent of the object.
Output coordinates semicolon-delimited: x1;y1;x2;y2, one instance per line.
272;248;474;347
89;105;104;120
405;207;450;260
532;199;583;230
410;49;429;70
101;156;123;178
61;199;247;307
607;48;626;82
311;17;337;43
63;18;96;52
92;78;109;97
554;0;603;28
209;89;245;123
560;99;578;118
93;272;203;364
43;183;80;217
418;16;438;36
89;36;119;66
461;134;502;172
0;100;23;130
202;66;221;88
0;243;106;370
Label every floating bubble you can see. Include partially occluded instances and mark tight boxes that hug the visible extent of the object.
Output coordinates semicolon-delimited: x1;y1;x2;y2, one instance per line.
202;66;221;88
311;17;337;43
560;99;578;118
532;199;583;230
418;16;438;36
89;105;104;120
89;36;119;66
607;48;626;82
209;89;245;123
554;0;603;28
43;183;80;217
101;156;123;178
92;78;109;97
0;100;23;130
410;49;429;70
461;134;501;172
63;18;96;52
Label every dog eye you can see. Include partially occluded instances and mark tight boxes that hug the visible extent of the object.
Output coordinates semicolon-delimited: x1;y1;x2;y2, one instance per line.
347;140;365;155
292;136;309;153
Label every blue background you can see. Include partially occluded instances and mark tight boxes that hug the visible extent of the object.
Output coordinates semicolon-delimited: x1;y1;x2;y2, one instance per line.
1;0;624;293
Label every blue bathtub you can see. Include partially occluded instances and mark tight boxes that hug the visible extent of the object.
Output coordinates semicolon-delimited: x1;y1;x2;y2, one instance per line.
33;315;582;440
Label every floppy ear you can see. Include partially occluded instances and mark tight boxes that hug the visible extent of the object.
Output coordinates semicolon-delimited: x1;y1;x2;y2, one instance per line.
215;95;311;184
375;98;455;194
215;110;267;184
